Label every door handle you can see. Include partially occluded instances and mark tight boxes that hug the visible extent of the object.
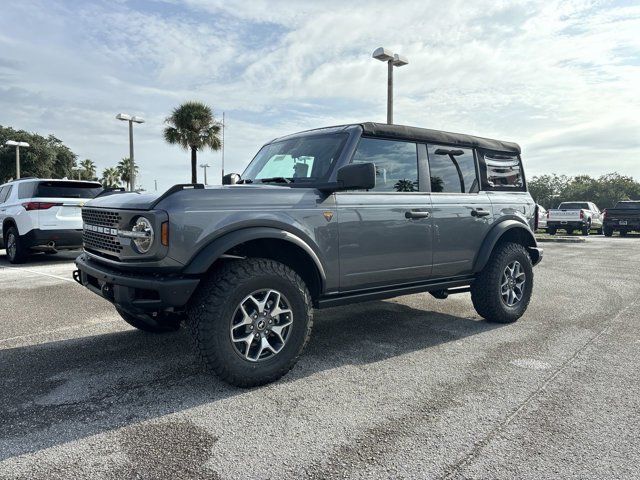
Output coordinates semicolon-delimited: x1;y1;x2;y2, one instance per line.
471;209;490;218
405;210;431;219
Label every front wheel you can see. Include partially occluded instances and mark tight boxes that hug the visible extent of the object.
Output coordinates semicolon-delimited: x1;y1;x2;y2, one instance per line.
187;259;313;388
604;227;613;237
582;223;591;236
548;227;556;235
471;242;533;324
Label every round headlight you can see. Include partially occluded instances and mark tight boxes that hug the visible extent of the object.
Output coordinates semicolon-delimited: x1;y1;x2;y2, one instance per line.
132;217;154;253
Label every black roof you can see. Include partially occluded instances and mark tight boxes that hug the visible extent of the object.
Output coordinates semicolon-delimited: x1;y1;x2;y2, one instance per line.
360;122;521;154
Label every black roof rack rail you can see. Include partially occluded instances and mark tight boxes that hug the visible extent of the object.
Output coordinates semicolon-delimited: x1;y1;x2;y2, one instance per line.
150;183;204;208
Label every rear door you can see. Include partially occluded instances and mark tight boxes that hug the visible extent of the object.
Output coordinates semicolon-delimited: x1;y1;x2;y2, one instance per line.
336;137;433;290
427;145;492;277
32;181;102;230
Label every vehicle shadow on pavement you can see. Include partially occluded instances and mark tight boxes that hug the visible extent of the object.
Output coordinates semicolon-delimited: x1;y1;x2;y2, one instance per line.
0;300;500;460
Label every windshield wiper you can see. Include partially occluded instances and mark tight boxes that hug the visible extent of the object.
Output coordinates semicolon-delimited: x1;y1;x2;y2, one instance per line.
259;177;292;184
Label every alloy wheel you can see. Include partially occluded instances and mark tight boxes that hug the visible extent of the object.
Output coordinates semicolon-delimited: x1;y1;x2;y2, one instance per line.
500;261;526;307
229;289;293;362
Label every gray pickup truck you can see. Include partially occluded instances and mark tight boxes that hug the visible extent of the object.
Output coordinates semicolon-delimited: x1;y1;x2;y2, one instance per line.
74;122;542;387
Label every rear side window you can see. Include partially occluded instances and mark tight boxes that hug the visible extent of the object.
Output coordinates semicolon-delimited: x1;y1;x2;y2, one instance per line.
18;181;37;199
34;181;102;199
480;151;525;191
427;145;478;193
351;137;418;192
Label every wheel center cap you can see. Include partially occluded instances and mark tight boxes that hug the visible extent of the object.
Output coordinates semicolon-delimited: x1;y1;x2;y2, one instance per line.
256;319;266;330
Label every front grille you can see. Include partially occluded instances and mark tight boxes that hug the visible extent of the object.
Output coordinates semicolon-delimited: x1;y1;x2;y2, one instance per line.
82;208;121;228
83;230;123;254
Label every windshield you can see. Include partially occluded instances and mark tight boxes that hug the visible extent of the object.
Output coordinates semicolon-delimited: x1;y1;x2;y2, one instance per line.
615;201;640;209
558;202;589;210
242;134;347;184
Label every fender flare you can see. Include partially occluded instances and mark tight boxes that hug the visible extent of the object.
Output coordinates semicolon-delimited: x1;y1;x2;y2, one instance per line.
182;226;327;285
473;220;538;273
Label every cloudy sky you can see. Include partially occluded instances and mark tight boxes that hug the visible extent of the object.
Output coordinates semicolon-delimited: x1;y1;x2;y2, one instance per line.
0;0;638;190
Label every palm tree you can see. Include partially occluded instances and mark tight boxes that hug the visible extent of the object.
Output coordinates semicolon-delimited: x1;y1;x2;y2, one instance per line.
116;157;139;190
79;159;96;180
163;101;222;183
101;167;120;188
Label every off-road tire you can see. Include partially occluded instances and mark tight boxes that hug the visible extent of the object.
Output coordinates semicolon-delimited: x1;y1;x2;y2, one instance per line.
471;242;533;324
5;226;28;264
116;306;182;333
604;227;613;237
187;258;313;388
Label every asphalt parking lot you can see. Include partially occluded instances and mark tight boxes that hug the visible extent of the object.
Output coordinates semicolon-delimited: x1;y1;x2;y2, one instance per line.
1;237;639;479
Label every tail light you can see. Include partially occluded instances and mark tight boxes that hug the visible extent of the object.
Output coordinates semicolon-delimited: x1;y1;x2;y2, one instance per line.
22;202;62;211
580;210;584;219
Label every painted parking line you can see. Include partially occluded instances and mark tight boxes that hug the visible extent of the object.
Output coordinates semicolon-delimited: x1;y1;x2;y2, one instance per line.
0;264;77;283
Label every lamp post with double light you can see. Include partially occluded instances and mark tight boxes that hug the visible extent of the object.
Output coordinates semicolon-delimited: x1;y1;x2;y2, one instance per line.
372;47;408;124
4;140;30;179
116;113;144;191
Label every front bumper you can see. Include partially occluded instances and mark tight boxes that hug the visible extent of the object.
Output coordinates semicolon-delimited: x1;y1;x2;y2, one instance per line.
74;253;200;312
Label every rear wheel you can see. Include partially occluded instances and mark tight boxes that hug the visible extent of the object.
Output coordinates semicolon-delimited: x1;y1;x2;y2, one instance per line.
471;242;533;324
582;223;591;236
116;306;182;333
187;258;313;388
596;228;603;235
604;226;613;237
5;226;28;264
548;227;556;235
620;229;628;237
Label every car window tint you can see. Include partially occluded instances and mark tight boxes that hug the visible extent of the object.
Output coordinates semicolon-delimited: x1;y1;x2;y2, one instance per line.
34;181;102;198
351;138;418;192
427;146;477;193
18;181;36;199
0;186;9;203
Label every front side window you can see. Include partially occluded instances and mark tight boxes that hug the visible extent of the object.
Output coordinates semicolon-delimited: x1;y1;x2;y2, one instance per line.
242;134;346;183
481;151;524;190
427;145;478;193
351;137;418;192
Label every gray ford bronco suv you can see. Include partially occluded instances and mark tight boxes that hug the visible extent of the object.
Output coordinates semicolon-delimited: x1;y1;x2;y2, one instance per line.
74;122;542;387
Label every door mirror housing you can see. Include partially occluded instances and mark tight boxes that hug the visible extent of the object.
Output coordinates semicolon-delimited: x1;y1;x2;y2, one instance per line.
328;162;376;192
222;173;241;185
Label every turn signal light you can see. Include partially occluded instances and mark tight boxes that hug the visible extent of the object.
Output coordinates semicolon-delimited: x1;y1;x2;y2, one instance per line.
161;222;169;246
22;202;62;211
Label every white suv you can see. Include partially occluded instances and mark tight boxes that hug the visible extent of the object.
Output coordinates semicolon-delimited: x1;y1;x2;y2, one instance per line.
0;178;103;263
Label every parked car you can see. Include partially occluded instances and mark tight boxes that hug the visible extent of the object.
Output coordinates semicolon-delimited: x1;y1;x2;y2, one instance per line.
547;201;603;235
74;122;543;387
603;200;640;236
537;205;548;230
0;178;103;263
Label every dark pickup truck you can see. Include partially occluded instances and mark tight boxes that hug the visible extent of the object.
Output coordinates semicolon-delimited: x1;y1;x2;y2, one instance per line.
603;201;640;236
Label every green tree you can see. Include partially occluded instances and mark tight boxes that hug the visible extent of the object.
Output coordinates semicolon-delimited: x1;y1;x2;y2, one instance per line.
528;174;571;209
116;157;139;190
163;101;222;183
78;159;97;181
0;126;77;181
101;167;120;188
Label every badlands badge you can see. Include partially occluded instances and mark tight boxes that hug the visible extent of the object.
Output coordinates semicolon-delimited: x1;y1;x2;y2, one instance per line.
323;211;334;222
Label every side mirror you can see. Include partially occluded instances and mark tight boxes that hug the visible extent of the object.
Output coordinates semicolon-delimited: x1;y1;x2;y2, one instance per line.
335;162;376;191
222;173;241;185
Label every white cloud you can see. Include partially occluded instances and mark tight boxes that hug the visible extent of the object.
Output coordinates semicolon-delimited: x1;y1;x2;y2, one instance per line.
0;0;638;190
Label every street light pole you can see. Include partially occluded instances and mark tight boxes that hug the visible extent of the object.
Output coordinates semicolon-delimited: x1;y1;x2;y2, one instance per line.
372;47;408;124
221;111;225;182
4;141;29;179
200;163;210;185
116;113;145;191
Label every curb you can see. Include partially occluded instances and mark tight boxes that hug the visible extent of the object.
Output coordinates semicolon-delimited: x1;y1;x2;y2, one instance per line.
535;236;586;243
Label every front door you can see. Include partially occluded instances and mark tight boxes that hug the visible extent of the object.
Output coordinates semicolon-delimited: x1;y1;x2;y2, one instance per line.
336;137;432;290
426;145;493;277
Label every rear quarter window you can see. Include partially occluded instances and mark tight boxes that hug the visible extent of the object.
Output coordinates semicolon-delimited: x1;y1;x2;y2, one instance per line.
479;150;525;191
34;181;102;199
18;181;37;199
